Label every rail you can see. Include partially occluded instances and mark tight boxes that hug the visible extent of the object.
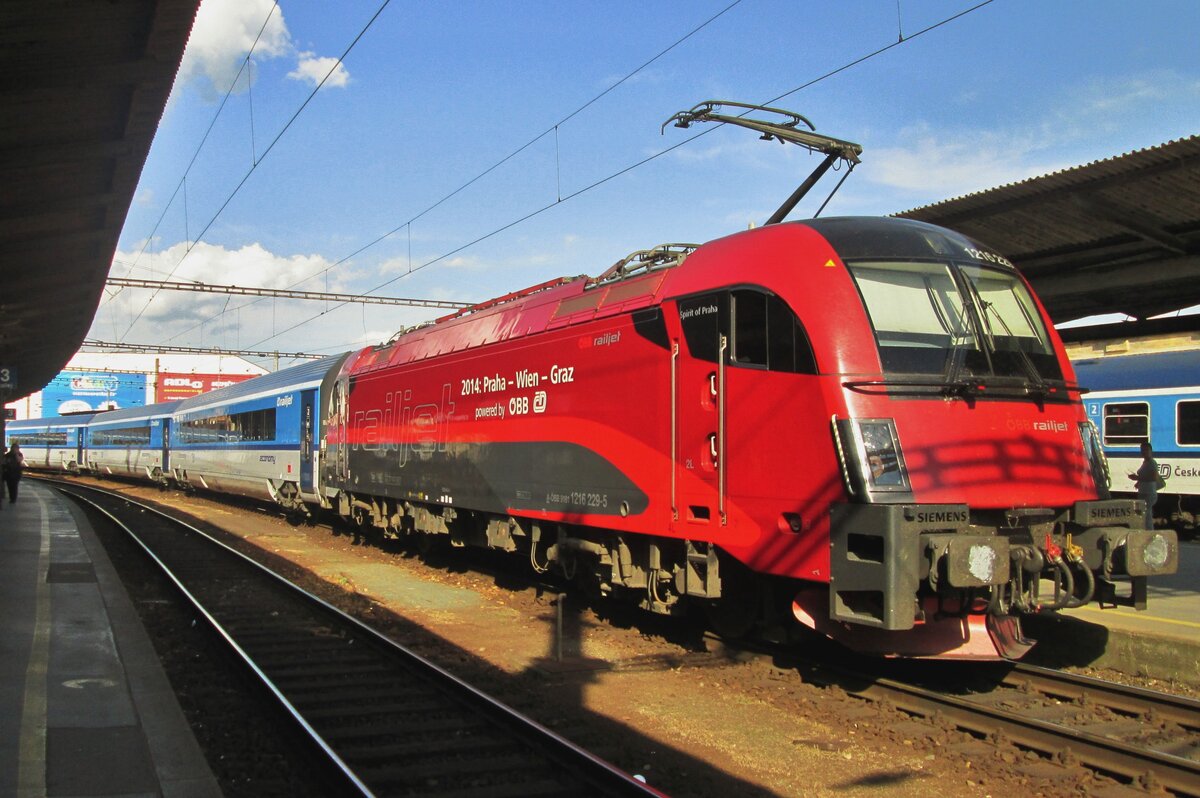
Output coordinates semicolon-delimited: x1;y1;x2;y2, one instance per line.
52;480;662;797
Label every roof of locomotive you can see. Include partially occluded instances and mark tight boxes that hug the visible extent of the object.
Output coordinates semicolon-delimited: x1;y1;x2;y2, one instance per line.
799;216;1013;266
87;400;182;426
175;354;346;413
1072;349;1200;392
347;216;1005;375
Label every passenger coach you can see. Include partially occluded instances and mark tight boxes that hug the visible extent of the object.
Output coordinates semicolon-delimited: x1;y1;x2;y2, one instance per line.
1075;350;1200;534
5;414;95;472
171;355;347;515
86;401;181;487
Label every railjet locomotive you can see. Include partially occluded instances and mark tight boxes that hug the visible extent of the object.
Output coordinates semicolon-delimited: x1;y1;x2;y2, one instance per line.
319;212;1178;659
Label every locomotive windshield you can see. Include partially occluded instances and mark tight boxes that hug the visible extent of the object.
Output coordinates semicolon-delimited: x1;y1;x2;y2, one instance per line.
847;260;1063;384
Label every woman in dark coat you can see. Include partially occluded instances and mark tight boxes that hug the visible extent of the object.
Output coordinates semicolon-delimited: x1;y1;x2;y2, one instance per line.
2;442;24;504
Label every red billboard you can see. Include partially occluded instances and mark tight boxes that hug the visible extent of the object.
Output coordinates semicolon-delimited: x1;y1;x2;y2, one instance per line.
155;373;257;402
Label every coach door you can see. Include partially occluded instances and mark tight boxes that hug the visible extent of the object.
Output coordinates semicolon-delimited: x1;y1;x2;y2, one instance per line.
76;427;86;470
674;292;727;526
300;389;316;492
161;419;171;471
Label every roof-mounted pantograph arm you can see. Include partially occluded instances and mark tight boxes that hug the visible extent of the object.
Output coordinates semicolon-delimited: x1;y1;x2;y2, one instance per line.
663;100;864;224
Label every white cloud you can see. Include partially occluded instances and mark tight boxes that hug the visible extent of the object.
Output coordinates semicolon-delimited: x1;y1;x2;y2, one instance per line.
864;71;1200;203
867;126;1070;198
288;53;351;89
179;0;291;98
93;241;458;359
177;0;350;101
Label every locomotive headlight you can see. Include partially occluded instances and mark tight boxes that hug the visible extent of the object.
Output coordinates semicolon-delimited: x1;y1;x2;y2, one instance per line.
832;416;911;497
855;420;908;489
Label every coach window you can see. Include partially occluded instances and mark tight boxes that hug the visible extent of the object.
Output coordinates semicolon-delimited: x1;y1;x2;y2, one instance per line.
1103;402;1149;446
1178;401;1200;446
12;431;68;446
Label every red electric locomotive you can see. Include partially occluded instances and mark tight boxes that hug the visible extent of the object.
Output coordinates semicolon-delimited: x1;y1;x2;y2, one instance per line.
319;105;1178;659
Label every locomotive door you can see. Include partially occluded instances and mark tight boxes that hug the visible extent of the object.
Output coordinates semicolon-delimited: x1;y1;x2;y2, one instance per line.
674;292;727;526
76;427;86;470
332;377;349;480
299;389;315;492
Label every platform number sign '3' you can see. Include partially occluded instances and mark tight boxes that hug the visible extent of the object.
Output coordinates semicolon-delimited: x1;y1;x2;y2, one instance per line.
0;366;14;391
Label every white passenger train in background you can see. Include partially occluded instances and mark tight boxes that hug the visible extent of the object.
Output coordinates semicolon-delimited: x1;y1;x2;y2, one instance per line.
5;355;346;517
1073;349;1200;536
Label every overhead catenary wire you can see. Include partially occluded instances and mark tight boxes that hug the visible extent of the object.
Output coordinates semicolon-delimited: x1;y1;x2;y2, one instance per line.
155;0;749;347
244;0;997;352
108;2;282;313
118;0;393;341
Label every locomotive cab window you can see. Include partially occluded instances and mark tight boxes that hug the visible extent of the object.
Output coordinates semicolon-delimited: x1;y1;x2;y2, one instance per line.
679;289;815;373
1178;401;1200;446
847;260;1062;383
1103;402;1149;446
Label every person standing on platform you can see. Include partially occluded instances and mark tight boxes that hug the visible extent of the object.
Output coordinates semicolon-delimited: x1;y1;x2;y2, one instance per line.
1129;441;1162;530
2;442;24;504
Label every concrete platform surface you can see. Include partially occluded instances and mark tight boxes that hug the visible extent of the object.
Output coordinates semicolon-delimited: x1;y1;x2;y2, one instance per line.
0;480;220;797
1024;539;1200;685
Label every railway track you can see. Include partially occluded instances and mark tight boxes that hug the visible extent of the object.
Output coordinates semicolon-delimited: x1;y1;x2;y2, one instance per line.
807;656;1200;796
54;481;659;798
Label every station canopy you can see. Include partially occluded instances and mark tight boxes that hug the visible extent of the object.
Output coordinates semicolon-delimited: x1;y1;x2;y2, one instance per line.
0;2;199;402
897;135;1200;329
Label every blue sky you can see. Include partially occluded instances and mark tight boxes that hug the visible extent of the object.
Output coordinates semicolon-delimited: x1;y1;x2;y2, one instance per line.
95;0;1200;367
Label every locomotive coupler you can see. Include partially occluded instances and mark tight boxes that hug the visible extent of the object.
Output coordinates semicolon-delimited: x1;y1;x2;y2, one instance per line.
829;503;1010;630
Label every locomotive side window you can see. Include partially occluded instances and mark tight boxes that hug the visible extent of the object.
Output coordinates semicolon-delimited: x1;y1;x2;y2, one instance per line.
1178;401;1200;445
678;293;725;364
680;290;815;374
1103;402;1149;446
731;290;816;373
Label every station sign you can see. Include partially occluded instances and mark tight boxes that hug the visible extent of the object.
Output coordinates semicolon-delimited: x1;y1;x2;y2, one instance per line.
156;372;256;402
0;366;14;391
42;371;147;414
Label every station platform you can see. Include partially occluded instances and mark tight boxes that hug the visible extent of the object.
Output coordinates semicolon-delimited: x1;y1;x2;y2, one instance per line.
0;480;220;797
1023;538;1200;686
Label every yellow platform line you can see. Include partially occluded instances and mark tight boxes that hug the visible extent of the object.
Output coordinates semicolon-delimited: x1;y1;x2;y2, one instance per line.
1072;607;1200;631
